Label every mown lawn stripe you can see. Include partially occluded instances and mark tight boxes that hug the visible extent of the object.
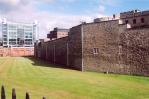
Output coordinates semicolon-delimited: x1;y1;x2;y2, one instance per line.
0;57;149;99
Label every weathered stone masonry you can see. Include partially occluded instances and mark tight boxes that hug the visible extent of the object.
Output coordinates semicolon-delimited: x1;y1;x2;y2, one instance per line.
82;21;149;76
35;37;69;66
35;26;83;70
35;10;149;76
119;28;149;76
82;21;120;73
68;25;83;70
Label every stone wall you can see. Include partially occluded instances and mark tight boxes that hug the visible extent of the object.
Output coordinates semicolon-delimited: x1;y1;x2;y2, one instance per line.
35;37;69;67
82;20;121;73
35;20;149;76
68;25;82;70
35;25;83;70
120;27;149;76
47;37;68;66
82;20;149;76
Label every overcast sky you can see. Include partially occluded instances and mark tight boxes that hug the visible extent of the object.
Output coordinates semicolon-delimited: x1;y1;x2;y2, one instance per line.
0;0;148;39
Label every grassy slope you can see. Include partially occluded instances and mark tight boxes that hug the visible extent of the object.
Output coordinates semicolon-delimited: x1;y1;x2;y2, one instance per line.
0;57;149;99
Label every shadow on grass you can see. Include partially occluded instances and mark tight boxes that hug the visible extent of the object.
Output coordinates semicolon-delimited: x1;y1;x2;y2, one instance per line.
23;56;77;71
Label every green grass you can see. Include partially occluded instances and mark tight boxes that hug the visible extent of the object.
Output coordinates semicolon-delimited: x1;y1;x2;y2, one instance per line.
0;57;149;99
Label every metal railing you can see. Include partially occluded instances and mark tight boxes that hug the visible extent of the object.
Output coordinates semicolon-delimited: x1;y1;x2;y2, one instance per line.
1;85;46;99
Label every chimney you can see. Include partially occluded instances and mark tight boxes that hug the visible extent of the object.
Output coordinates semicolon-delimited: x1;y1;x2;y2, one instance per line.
113;14;116;19
119;19;123;25
127;24;131;29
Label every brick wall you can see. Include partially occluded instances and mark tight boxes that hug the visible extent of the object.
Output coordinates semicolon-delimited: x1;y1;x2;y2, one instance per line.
0;48;34;57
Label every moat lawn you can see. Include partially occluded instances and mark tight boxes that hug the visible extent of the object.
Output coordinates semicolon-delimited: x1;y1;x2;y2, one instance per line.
0;57;149;99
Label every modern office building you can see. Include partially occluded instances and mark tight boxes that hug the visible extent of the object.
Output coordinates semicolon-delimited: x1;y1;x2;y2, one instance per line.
1;18;38;47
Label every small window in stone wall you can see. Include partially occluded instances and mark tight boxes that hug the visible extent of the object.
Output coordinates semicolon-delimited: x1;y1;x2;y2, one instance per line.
118;45;122;55
141;18;145;23
133;19;136;24
93;48;99;54
125;20;129;24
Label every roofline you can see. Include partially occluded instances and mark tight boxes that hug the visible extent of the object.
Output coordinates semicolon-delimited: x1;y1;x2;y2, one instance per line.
70;19;119;29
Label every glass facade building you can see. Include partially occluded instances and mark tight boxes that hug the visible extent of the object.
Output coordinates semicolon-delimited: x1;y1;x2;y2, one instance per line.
2;19;38;47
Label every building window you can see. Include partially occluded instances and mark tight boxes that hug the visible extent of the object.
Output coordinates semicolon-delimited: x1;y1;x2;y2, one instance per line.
125;20;129;24
141;18;145;23
93;48;99;54
118;45;122;55
133;19;136;24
